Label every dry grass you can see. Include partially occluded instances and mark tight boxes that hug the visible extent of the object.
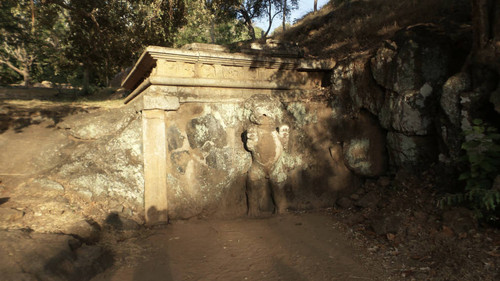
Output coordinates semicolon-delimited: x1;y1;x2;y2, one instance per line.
276;0;471;60
0;87;126;108
1;98;125;109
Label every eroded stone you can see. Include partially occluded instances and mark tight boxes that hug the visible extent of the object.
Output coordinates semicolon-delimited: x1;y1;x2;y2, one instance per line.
186;115;227;149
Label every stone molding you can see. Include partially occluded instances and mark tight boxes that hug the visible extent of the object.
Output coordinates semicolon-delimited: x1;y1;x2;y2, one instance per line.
122;46;335;93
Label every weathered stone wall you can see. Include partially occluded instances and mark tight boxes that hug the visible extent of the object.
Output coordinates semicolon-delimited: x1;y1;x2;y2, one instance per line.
160;95;361;219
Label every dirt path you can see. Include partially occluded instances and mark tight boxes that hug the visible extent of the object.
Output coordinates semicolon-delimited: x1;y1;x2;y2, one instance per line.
92;213;385;281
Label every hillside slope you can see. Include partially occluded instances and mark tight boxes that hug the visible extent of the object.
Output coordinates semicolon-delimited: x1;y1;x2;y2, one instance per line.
277;0;471;60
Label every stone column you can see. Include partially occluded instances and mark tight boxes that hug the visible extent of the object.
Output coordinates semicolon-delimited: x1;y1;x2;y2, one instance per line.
142;109;168;225
141;93;180;225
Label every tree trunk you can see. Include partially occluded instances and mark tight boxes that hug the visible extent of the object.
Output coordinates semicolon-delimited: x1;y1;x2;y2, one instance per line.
247;23;256;40
22;69;30;87
0;59;30;86
314;0;318;13
470;0;499;69
282;0;287;32
264;0;273;37
83;67;90;94
30;0;35;33
472;0;494;50
239;8;256;40
210;20;216;43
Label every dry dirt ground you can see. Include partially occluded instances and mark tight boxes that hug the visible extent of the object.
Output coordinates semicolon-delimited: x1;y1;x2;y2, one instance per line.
92;213;388;281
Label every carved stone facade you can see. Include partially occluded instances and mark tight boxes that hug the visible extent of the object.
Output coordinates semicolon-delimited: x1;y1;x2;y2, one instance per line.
123;44;340;224
244;96;290;216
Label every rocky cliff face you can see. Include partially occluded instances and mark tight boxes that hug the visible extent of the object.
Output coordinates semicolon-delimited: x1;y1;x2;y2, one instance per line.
330;23;497;175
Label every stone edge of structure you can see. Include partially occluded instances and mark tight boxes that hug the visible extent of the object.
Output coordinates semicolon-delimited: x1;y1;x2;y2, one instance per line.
121;45;336;104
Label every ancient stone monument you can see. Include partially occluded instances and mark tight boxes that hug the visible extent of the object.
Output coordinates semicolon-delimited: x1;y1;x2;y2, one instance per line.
122;43;337;224
244;96;290;216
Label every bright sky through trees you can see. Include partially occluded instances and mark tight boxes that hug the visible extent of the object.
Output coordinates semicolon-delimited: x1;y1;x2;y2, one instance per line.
254;0;329;32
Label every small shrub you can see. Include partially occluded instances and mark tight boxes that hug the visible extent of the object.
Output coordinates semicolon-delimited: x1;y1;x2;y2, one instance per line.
441;119;500;221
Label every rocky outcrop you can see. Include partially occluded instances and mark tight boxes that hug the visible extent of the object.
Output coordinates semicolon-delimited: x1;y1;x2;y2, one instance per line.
58;107;137;140
0;105;144;237
371;25;453;93
331;24;473;172
331;55;384;116
371;25;462;168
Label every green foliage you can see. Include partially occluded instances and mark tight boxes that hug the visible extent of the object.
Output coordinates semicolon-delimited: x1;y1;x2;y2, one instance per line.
0;0;38;85
173;0;248;47
0;0;286;89
441;119;500;219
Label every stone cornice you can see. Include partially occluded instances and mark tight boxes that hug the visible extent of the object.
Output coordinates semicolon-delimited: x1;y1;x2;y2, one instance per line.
122;46;335;91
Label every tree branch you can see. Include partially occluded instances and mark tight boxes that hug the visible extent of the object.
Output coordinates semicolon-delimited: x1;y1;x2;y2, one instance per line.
42;0;100;28
0;58;24;76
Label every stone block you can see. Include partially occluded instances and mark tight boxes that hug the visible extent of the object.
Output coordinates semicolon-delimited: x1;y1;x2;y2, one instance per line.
167;125;185;151
143;94;180;110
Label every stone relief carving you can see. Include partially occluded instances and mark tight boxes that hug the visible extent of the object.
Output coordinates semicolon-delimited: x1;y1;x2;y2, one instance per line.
244;97;290;217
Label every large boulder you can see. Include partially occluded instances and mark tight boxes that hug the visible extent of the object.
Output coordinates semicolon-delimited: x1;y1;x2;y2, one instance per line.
386;132;437;168
371;24;454;93
379;85;436;135
331;56;385;116
441;72;472;127
341;111;387;177
53;108;144;223
58;107;137;140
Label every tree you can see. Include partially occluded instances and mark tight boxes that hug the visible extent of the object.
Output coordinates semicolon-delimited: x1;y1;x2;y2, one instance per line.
279;0;297;32
0;0;38;86
223;0;297;40
1;0;81;87
314;0;318;12
282;0;286;32
0;43;36;86
0;0;282;88
234;0;266;40
174;0;248;46
470;0;499;66
261;0;285;37
40;0;187;89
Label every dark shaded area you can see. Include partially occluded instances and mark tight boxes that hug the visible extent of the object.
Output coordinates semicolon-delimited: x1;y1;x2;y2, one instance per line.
104;212;141;231
0;197;9;205
0;229;115;281
45;244;114;281
146;206;169;227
